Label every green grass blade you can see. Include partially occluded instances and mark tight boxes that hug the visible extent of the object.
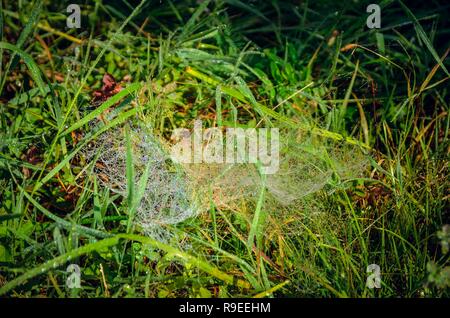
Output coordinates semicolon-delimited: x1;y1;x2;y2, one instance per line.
0;233;251;296
399;0;450;77
61;82;142;137
247;173;266;250
0;236;121;296
35;108;139;191
125;125;135;233
0;0;42;94
19;185;111;239
0;42;46;96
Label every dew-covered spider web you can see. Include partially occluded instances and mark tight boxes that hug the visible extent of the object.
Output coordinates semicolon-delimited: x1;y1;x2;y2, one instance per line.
84;120;369;242
84;122;197;242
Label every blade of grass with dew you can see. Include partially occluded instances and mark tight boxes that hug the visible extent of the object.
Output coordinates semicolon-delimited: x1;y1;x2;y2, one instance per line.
247;172;266;250
93;177;104;230
127;154;154;234
0;42;46;96
215;85;223;126
125;125;134;233
253;280;290;298
1;9;83;45
0;0;42;95
0;233;251;296
19;185;111;239
0;41;61;127
0;235;121;296
399;0;450;77
35;107;139;191
61;82;142;137
339;60;359;131
179;0;211;41
0;213;22;222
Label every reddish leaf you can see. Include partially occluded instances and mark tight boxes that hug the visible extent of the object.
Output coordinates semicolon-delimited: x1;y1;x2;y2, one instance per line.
91;73;123;105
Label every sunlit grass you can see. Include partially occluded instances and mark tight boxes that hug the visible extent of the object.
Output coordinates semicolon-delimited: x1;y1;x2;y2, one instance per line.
0;0;448;298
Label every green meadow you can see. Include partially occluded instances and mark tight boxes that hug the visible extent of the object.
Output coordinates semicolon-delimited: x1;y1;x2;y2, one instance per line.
0;0;449;297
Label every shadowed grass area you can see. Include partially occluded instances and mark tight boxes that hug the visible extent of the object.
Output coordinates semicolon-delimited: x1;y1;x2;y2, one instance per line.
0;0;449;297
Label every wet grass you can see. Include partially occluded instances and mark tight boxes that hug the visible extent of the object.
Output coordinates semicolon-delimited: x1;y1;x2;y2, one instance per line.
0;0;449;297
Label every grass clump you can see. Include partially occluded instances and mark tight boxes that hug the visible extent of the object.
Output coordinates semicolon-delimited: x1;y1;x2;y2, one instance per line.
0;0;448;298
